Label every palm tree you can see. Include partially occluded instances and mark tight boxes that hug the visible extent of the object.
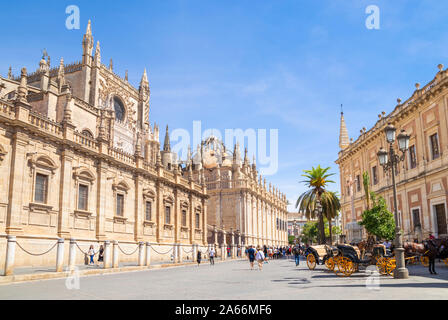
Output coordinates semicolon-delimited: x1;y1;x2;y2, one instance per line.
295;165;335;244
320;191;341;244
362;171;371;210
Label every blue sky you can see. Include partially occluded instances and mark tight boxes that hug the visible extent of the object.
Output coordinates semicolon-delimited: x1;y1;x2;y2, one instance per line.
2;0;448;211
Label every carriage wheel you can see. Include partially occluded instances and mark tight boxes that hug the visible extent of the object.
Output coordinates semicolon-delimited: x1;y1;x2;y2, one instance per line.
376;257;387;275
444;258;448;266
386;258;396;276
420;256;429;267
335;257;355;277
325;257;335;271
306;254;316;270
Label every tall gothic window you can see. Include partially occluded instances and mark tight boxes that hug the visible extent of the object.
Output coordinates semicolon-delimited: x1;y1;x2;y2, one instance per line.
78;184;88;211
35;173;48;204
356;175;361;192
430;133;440;160
114;97;125;122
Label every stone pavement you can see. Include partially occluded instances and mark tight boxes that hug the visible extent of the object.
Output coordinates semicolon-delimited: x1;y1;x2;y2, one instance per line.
0;257;447;299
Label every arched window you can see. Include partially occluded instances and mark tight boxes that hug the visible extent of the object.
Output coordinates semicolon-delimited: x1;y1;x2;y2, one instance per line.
113;96;125;121
81;129;94;139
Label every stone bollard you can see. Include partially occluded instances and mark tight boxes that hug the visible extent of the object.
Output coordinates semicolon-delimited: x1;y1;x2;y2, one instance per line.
177;244;182;263
56;238;64;272
145;242;151;266
112;241;119;268
68;238;76;271
4;236;16;276
173;243;178;264
221;246;226;260
138;242;145;266
192;244;197;262
103;240;111;269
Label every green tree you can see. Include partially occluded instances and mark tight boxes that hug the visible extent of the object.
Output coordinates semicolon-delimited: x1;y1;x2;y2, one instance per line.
358;196;395;240
300;222;319;244
288;235;296;244
295;165;336;244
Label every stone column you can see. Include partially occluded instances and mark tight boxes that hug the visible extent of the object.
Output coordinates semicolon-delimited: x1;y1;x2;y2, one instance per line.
138;242;145;266
202;198;207;245
3;235;16;276
178;244;183;263
156;181;164;243
145;242;151;266
213;225;218;246
56;238;64;272
68;238;76;271
230;228;235;259
134;177;143;242
58;150;73;238
193;244;198;262
6;132;28;235
103;240;111;269
95;161;108;240
112;241;119;268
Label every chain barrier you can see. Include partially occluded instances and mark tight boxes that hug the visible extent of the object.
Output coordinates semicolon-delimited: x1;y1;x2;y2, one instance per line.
75;242;99;256
150;245;174;255
181;247;193;254
16;241;58;256
117;243;139;256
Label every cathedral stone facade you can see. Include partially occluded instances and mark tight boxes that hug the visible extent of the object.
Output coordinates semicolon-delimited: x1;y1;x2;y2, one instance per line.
336;64;448;243
0;21;208;268
178;136;289;248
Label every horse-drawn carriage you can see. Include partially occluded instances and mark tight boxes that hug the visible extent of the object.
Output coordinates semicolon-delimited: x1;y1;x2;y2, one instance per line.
305;243;389;276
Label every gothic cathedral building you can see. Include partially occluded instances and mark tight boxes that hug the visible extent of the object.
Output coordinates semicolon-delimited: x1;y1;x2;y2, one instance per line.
0;21;208;267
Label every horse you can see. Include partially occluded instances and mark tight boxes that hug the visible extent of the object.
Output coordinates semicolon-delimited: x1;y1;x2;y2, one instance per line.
423;238;448;274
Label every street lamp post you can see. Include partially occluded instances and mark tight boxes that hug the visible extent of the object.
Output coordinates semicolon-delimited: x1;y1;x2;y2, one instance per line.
315;200;324;244
377;123;410;279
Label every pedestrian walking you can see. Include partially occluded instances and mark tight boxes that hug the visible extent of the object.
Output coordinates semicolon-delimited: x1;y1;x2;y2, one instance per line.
88;245;95;265
197;250;202;267
256;247;265;270
209;247;215;265
247;245;256;270
293;245;300;266
98;245;104;266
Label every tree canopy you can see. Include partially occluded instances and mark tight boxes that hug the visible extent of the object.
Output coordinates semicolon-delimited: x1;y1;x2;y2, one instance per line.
358;196;395;240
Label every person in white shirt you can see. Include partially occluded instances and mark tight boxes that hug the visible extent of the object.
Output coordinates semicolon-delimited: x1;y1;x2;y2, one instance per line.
209;247;215;265
255;247;265;270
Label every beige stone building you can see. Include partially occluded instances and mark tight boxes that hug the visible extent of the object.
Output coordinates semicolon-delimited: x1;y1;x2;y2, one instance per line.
336;64;448;243
180;136;288;248
0;21;208;270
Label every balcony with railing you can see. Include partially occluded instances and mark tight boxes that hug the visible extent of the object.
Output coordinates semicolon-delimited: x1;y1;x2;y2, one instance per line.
28;111;62;137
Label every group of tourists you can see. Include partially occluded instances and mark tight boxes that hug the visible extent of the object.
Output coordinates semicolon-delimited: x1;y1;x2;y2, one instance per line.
243;243;306;270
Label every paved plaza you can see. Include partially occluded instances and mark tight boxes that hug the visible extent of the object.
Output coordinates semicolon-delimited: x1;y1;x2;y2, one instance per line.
0;258;447;300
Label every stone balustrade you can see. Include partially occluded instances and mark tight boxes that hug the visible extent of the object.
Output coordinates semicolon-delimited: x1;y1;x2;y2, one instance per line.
28;111;63;136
